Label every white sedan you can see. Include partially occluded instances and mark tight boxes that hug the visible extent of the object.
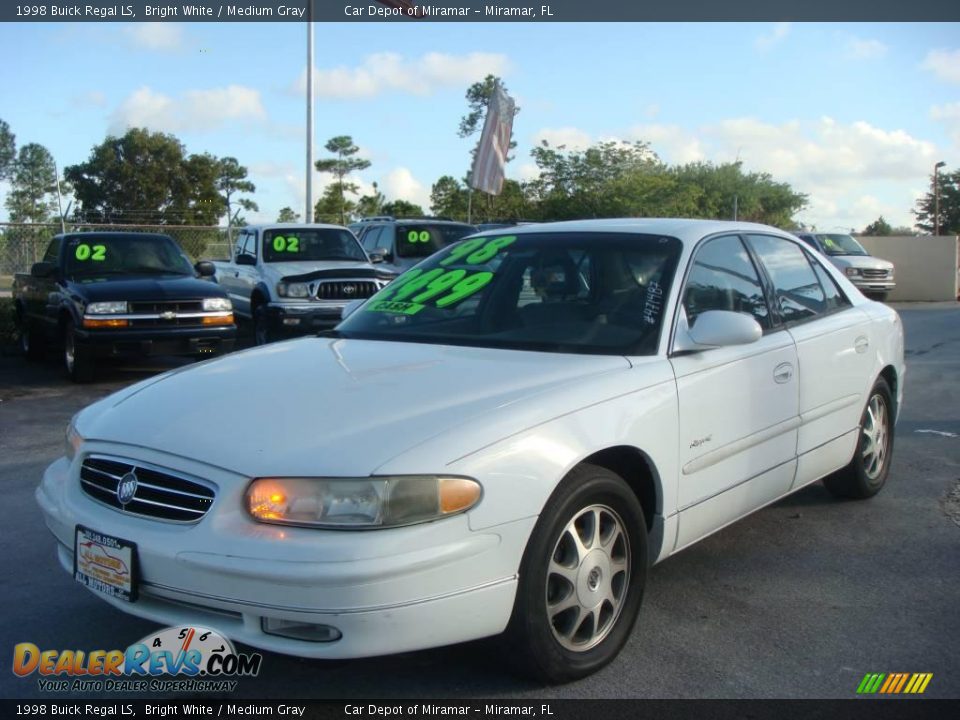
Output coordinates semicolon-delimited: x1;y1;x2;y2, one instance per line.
37;219;904;683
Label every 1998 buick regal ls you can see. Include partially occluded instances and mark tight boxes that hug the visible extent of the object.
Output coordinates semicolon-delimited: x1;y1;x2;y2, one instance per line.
37;219;904;682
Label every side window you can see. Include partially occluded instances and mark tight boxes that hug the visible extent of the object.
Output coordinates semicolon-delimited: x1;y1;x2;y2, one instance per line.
42;238;62;263
747;234;826;323
807;252;850;312
683;235;772;330
234;232;248;259
362;226;384;252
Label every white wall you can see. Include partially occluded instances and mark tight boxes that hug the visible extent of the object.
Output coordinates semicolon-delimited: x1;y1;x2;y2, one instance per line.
856;235;959;302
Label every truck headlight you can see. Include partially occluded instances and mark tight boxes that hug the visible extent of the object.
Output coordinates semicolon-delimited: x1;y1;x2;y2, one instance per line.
277;282;310;298
202;297;233;312
844;268;861;277
87;301;129;314
65;416;84;462
246;475;482;529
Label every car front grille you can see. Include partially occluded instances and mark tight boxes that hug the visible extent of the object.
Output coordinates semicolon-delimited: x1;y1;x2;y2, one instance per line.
860;269;890;279
129;301;204;314
315;281;378;300
80;456;215;523
126;300;210;328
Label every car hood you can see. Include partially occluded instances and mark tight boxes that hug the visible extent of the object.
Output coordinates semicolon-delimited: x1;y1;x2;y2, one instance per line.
77;339;630;478
828;255;894;271
263;261;376;280
68;274;226;302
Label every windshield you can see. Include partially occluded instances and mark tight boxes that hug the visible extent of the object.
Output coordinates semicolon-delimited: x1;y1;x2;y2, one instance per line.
818;234;868;256
337;232;682;356
63;235;194;278
395;224;477;259
263;228;367;263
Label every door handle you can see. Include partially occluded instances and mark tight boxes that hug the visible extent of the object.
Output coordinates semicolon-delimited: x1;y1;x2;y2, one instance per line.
234;271;240;277
855;335;869;354
773;362;793;384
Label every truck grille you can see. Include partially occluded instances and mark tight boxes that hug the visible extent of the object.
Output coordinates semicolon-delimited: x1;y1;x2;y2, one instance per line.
315;281;378;300
127;300;210;328
129;301;204;314
860;269;889;279
80;456;215;523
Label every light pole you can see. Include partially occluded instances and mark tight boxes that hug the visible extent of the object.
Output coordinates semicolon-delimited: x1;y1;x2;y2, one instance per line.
933;161;945;237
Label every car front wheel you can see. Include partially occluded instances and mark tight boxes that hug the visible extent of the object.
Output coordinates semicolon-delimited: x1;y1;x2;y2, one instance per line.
824;377;894;499
505;464;647;683
63;320;94;383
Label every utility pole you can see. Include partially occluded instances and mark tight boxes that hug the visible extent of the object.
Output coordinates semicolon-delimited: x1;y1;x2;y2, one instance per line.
53;160;66;233
934;161;945;237
305;3;314;223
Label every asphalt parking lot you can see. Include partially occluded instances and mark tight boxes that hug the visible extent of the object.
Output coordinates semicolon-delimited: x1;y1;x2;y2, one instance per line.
1;305;958;700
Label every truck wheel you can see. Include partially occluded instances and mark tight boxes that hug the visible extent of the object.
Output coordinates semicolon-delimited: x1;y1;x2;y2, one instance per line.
17;308;45;360
63;320;95;383
253;306;272;346
504;464;647;683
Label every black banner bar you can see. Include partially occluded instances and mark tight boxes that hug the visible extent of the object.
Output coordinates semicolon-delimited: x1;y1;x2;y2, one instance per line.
1;0;959;22
2;700;960;720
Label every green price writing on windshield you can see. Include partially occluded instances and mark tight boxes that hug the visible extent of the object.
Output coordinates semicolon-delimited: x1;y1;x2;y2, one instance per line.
271;236;300;253
440;235;516;266
407;230;431;244
74;244;106;261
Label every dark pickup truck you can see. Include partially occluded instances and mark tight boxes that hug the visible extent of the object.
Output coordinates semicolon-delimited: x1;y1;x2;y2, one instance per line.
13;232;237;381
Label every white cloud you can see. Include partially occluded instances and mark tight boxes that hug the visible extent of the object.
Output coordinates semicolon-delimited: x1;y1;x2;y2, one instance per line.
380;167;430;209
73;90;107;108
626;124;705;164
755;22;791;52
108;85;266;134
123;23;184;51
845;37;888;60
931;102;960;147
296;52;511;99
922;49;960;84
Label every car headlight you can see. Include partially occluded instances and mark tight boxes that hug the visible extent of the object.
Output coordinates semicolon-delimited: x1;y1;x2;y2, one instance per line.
246;475;482;529
65;416;84;462
844;268;861;277
277;282;310;298
87;301;129;314
202;297;232;312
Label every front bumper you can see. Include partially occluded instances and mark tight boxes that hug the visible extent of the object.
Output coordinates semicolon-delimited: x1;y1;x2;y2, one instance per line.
265;302;348;336
76;325;236;357
36;449;531;659
849;278;895;293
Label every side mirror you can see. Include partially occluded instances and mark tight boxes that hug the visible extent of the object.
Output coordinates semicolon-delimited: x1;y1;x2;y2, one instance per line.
30;262;56;279
368;252;384;264
235;254;256;266
674;310;762;352
374;248;393;263
195;261;216;277
341;299;364;320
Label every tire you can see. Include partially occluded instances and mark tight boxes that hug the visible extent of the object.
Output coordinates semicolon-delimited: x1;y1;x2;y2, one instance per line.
17;308;45;361
63;320;95;383
253;305;272;346
824;378;894;499
504;463;647;683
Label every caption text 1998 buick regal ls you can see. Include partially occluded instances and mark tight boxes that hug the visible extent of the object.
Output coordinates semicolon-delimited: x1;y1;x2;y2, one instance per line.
37;219;904;682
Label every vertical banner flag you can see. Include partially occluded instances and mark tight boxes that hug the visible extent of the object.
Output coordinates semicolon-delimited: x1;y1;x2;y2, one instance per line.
469;82;516;196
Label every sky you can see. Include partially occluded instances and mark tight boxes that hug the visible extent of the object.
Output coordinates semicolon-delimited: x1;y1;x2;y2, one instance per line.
0;20;958;232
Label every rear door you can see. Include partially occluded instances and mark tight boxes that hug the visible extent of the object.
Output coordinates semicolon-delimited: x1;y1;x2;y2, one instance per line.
670;234;799;549
746;234;872;488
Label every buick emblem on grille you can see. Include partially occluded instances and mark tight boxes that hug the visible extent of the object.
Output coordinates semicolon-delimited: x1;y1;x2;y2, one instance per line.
159;311;177;320
342;284;357;295
117;472;138;506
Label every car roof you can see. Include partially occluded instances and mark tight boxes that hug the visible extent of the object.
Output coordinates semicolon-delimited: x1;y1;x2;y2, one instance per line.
480;218;798;245
243;223;349;231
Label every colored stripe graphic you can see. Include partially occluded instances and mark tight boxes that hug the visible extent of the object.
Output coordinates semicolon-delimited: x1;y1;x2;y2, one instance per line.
857;673;933;694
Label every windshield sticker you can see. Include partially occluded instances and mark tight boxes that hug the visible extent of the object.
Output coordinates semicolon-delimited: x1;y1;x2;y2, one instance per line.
440;235;516;267
367;300;425;315
74;244;107;261
407;230;431;244
271;236;300;253
643;281;663;325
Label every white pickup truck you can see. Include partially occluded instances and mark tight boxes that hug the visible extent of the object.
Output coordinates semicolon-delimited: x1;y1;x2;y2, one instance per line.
211;223;393;344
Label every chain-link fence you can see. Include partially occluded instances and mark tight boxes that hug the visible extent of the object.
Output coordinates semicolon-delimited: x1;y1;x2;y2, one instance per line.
0;223;234;289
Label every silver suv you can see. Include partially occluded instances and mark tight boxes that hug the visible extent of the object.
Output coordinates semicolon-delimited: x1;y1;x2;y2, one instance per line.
794;232;895;300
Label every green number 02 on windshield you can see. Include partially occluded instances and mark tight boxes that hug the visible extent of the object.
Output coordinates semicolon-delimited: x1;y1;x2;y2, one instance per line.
74;244;107;261
272;236;300;253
